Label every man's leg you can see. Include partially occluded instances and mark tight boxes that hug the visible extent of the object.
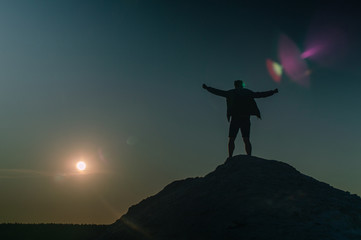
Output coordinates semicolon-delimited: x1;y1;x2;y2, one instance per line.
228;118;238;158
228;137;236;158
240;116;251;155
243;137;252;155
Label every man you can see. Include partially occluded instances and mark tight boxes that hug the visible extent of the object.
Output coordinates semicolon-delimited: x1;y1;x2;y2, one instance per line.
203;80;278;157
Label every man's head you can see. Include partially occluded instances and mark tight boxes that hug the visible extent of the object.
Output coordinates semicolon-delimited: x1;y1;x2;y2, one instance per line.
234;80;244;89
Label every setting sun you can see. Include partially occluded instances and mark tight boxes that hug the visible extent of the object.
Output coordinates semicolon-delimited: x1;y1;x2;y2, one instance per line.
76;161;87;171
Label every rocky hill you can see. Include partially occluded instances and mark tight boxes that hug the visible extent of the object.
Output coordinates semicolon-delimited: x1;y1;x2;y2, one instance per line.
99;155;361;240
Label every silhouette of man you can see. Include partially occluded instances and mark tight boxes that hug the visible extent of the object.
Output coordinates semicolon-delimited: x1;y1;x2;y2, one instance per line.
203;80;278;157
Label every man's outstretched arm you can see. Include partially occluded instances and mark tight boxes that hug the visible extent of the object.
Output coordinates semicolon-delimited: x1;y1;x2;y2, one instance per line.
202;84;228;97
252;88;279;98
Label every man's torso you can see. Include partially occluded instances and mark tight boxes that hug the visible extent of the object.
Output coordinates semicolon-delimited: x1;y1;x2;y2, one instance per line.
227;88;257;117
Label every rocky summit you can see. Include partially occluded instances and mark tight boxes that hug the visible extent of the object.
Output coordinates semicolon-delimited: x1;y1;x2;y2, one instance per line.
99;155;361;240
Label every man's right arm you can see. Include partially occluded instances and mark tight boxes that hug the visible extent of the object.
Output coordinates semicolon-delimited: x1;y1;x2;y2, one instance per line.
202;84;228;97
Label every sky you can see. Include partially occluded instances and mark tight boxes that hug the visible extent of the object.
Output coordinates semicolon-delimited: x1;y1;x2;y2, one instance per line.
0;0;361;224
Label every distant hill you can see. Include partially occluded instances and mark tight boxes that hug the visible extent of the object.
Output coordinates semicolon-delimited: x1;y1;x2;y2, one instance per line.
99;155;361;240
0;223;106;240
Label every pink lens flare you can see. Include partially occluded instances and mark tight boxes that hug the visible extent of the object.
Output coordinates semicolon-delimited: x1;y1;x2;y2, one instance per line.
301;46;323;59
304;26;348;67
304;9;349;68
278;34;310;87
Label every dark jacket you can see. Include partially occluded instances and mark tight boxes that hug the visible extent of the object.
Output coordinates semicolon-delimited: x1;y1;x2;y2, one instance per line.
205;87;275;119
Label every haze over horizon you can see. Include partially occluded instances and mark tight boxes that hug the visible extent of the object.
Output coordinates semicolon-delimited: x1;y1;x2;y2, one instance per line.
1;0;361;224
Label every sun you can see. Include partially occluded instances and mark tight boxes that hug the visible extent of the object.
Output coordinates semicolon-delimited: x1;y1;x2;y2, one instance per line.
76;161;87;171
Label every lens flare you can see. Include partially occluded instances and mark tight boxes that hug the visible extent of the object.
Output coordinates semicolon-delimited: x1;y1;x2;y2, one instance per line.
304;26;348;67
266;59;282;83
301;46;323;59
303;8;350;68
278;34;310;87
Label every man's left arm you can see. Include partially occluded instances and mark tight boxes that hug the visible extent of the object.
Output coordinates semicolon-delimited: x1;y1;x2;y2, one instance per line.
252;88;278;98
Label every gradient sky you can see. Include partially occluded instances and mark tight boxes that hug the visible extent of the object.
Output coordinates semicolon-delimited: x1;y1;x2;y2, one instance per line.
1;0;361;224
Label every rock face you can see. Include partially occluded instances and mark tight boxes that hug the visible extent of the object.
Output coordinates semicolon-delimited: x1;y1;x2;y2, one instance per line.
99;155;361;240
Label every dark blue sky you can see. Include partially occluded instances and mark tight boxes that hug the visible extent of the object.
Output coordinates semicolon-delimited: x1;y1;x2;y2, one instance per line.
0;0;361;224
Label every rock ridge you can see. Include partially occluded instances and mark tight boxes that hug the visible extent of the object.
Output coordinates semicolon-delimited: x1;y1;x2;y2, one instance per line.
99;155;361;240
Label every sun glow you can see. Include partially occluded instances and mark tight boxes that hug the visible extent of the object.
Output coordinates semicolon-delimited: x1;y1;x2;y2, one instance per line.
76;161;87;171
